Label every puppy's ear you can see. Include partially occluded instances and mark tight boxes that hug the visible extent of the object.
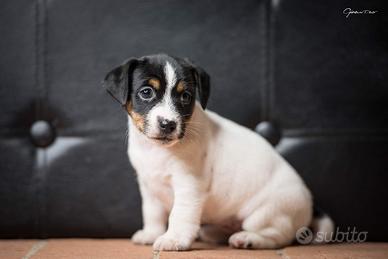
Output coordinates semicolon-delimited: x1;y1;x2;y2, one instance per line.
185;58;211;109
103;58;138;105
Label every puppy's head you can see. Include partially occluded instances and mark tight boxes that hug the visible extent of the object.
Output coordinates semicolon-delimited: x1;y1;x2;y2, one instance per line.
103;54;210;145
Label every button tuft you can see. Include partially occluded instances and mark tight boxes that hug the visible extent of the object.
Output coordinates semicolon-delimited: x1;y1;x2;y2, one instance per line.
30;120;56;148
255;121;281;146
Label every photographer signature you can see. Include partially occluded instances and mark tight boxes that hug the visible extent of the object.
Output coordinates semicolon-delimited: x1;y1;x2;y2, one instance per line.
343;8;378;18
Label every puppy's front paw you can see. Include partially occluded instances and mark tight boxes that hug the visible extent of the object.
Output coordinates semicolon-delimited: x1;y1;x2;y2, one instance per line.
132;229;162;245
153;232;192;251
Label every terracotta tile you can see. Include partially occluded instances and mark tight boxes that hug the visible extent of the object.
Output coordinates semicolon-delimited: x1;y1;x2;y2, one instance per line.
31;240;280;259
157;242;280;259
0;240;38;259
283;243;388;259
31;239;153;259
1;239;388;259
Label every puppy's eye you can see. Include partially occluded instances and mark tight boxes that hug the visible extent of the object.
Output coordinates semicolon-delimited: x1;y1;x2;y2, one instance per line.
138;86;155;101
181;91;192;105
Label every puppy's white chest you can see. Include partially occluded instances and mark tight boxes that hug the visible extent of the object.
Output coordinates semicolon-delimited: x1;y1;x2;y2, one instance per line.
145;171;174;211
129;143;175;210
129;142;174;175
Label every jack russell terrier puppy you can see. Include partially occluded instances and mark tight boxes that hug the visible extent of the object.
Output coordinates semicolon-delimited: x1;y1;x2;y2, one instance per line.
103;54;334;251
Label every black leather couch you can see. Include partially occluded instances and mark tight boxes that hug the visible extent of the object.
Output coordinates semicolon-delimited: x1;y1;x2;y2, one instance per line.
1;0;387;241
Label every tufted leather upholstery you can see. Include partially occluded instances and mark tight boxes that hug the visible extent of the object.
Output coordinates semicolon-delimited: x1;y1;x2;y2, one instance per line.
1;0;387;240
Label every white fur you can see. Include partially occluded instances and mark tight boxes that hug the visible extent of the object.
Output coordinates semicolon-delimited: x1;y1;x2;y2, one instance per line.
129;103;314;250
311;215;335;244
164;61;177;90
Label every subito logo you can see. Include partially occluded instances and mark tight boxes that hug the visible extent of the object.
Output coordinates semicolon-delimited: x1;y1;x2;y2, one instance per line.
295;227;314;245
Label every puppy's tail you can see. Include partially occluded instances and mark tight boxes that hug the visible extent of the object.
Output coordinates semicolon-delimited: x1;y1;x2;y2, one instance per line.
310;206;335;244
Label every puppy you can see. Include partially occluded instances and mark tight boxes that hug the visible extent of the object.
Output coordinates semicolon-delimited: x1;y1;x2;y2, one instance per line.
103;54;333;250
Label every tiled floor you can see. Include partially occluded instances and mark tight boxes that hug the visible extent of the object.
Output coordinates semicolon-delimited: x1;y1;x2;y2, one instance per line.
1;240;387;259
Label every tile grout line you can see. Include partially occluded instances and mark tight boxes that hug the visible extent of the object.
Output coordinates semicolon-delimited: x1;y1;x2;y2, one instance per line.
22;240;47;259
276;249;291;259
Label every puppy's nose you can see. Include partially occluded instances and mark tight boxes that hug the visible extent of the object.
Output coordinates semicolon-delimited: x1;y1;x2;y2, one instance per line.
158;118;177;134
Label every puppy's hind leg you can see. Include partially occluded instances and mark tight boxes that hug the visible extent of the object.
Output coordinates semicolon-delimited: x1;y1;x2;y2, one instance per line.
229;209;294;249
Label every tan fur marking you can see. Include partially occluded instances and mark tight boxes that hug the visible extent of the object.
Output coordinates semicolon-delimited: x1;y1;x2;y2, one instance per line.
148;78;160;90
126;102;133;113
126;102;145;132
130;111;145;132
176;81;185;93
